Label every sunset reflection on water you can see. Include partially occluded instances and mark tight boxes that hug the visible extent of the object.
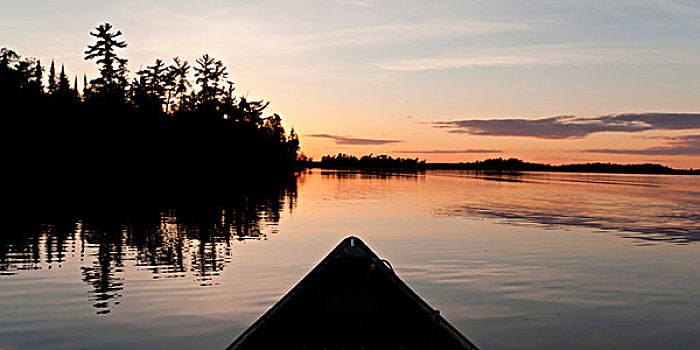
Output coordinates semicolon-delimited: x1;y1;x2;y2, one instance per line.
1;170;699;349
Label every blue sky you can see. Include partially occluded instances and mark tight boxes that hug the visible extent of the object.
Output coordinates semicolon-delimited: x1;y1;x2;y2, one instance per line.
2;0;700;166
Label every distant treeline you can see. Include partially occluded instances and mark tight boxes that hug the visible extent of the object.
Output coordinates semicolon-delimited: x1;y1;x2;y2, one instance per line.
428;158;699;174
309;154;426;171
1;23;301;197
307;155;698;175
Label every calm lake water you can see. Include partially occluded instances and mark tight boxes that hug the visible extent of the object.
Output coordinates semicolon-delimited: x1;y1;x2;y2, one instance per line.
1;170;699;349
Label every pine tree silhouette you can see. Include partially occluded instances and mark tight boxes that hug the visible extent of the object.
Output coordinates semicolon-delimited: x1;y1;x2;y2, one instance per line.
84;23;128;101
194;54;227;107
58;64;70;93
82;74;90;100
30;59;43;93
48;60;57;94
170;57;191;112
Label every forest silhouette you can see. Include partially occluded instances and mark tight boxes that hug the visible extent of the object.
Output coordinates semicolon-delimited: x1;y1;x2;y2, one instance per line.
2;23;300;203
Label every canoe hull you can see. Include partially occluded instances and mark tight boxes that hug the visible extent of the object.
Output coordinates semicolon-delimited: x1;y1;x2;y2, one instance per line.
227;237;479;350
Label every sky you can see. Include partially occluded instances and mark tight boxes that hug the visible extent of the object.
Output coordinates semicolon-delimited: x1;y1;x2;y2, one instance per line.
2;0;700;167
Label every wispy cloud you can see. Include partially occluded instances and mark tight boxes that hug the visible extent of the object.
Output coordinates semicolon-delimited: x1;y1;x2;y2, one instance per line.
295;20;535;49
431;113;700;139
333;0;375;8
378;43;700;71
393;149;502;154
585;134;700;156
575;0;700;16
308;133;402;145
621;0;700;15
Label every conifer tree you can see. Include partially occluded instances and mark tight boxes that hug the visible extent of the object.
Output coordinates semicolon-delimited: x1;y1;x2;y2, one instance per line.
0;48;19;70
170;57;190;111
32;59;44;93
58;64;71;93
15;58;36;89
288;128;300;155
82;74;90;98
137;59;169;103
0;48;20;93
48;60;57;94
115;61;129;91
194;54;227;105
84;22;128;97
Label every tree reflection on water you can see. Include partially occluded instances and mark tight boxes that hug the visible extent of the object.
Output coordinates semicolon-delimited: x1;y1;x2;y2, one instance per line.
0;177;298;314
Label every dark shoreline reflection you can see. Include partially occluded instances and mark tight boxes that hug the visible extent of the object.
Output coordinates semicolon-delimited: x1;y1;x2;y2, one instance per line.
0;176;299;314
319;169;425;180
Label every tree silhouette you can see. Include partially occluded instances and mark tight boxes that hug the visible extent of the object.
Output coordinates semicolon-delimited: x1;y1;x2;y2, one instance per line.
135;59;172;111
170;57;190;112
145;59;168;96
82;74;90;100
20;59;45;95
15;57;36;90
47;60;57;94
28;59;43;94
163;65;175;113
229;97;268;125
115;61;130;95
194;54;227;106
0;48;19;69
0;48;20;97
131;73;157;112
58;64;70;93
84;23;128;99
222;80;236;107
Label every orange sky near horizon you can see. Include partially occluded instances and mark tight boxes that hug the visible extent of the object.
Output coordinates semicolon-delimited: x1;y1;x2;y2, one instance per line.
296;115;700;168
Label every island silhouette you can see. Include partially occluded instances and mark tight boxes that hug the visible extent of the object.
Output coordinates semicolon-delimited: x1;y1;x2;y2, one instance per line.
2;22;300;204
